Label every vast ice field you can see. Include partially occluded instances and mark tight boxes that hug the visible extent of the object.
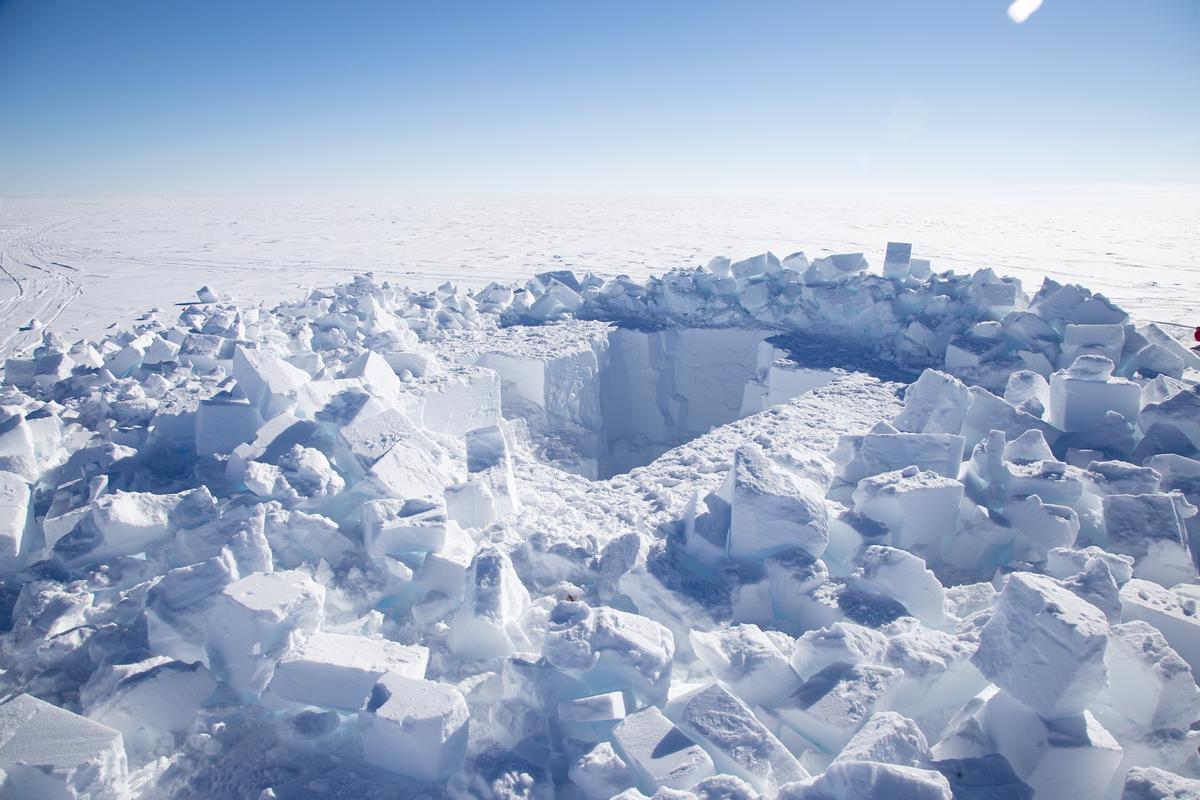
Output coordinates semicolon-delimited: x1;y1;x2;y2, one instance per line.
1;196;1200;800
1;194;1197;356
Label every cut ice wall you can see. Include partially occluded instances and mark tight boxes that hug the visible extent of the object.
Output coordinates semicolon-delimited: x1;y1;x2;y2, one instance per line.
599;328;775;477
477;327;825;479
477;344;606;477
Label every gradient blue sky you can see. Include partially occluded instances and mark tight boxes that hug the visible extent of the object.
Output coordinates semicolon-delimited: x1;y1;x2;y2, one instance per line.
0;0;1196;197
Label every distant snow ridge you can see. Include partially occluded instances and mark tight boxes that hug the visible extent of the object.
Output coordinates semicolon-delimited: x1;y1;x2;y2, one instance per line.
0;244;1198;799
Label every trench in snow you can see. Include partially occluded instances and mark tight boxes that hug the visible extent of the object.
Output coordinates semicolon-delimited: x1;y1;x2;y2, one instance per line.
477;326;905;479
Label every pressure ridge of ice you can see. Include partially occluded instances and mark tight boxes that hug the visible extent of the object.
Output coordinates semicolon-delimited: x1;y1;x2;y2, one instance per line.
1;243;1199;799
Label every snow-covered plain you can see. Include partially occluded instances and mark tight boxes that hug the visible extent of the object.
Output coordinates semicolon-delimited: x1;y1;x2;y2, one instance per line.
1;198;1200;800
1;194;1197;356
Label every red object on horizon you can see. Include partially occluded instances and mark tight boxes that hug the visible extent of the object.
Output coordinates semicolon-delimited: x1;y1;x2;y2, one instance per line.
1195;326;1200;343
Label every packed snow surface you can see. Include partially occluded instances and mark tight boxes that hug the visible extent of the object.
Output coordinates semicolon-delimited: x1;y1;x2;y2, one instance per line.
1;229;1200;799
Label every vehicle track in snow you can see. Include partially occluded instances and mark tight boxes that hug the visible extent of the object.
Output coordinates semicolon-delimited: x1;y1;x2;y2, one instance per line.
0;219;84;361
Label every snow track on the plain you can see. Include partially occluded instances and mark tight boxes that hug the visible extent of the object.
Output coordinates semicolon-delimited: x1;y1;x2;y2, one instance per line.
0;220;83;360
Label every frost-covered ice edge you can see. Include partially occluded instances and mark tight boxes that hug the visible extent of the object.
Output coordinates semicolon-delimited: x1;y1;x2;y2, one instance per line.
1;244;1199;800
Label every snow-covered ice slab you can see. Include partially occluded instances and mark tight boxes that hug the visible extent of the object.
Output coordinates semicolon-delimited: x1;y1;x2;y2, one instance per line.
358;672;469;782
81;657;216;755
0;694;128;799
612;706;715;793
778;662;904;753
971;571;1108;717
266;632;428;711
206;569;325;697
673;681;809;791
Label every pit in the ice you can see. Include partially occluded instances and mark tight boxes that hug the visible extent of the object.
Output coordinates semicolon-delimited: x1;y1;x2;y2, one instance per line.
457;322;886;479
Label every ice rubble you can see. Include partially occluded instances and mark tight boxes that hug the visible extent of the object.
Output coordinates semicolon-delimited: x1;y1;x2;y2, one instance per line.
0;244;1199;799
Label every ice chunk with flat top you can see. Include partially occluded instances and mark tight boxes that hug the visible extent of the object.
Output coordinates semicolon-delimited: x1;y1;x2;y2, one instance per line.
206;569;325;697
1139;384;1200;459
232;345;308;420
975;689;1122;800
675;682;809;792
764;548;833;633
613;706;715;793
413;519;477;600
777;662;903;753
1121;767;1200;800
962;385;1060;451
1104;492;1196;586
335;402;415;467
362;498;460;561
834;431;965;484
1004;493;1079;563
796;761;952;800
569;742;631;799
0;471;29;574
689;624;801;708
791;622;889;681
358;672;469;782
267;631;428;711
444;479;498;528
971;571;1108;717
892;369;970;435
89;489;186;558
1087;459;1162;496
363;424;461;503
804;252;867;285
724;444;828;559
1059;323;1125;368
341;350;401;401
81;657;216;754
396;365;501;436
1047;545;1134;585
557;691;626;723
834;711;930;767
852;466;963;553
195;395;264;456
1049;356;1141;432
945;328;1007;372
146;550;240;665
850;546;945;626
883;242;912;280
1119;579;1200;681
1059;557;1123;624
544;601;675;705
730;252;780;280
885;627;986;739
1094;620;1200;734
1004;370;1051;418
0;693;128;800
447;544;532;659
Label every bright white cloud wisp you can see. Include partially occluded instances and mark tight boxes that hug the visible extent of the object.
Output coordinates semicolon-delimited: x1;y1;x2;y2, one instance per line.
1007;0;1044;24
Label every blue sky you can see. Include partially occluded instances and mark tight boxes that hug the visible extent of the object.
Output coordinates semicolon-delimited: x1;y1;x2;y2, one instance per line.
0;0;1196;197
